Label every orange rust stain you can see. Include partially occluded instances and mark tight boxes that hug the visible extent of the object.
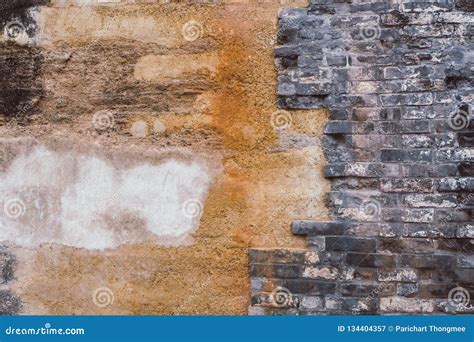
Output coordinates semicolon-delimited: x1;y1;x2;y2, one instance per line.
210;14;277;152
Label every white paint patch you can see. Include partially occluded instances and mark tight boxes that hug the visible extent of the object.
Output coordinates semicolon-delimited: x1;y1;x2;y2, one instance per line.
0;144;214;250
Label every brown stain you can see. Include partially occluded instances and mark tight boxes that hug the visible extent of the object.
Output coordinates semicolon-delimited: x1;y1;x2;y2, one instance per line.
210;11;278;152
10;1;329;315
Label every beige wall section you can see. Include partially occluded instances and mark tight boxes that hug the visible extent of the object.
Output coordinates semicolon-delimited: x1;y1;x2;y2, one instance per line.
1;1;330;314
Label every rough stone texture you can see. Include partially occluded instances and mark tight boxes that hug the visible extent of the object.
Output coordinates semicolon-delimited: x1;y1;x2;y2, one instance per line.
250;0;474;315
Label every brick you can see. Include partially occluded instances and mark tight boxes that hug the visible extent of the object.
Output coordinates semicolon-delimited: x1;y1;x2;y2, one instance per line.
324;163;383;178
271;249;306;264
403;223;452;238
401;1;454;12
295;82;331;96
327;192;398;208
350;2;392;13
402;135;433;148
380;10;409;26
400;254;456;269
459;133;474;147
458;255;474;268
378;238;435;254
324;121;352;134
342;283;397;297
438;238;474;253
292;221;351;236
301;296;324;310
348;223;402;238
379;120;430;134
281;280;336;295
380;93;433;106
332;178;380;191
436;149;473;162
420;284;474;299
402;194;457;208
273;265;300;279
380;297;435;313
346;253;397;268
380;149;432;162
437;209;473;223
307;236;326;251
383;209;434;223
403;24;455;38
402;106;434;119
381;178;434;193
401;164;458;177
302;266;338;279
455;0;474;11
454;268;474;282
383;66;436;80
435;133;456;148
459;162;474;176
457;223;474;238
438;177;474;191
327;55;348;67
325;237;376;253
378;269;418;282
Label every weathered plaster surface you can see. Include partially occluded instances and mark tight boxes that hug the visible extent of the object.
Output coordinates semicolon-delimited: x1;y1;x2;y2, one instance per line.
0;139;216;249
0;0;330;314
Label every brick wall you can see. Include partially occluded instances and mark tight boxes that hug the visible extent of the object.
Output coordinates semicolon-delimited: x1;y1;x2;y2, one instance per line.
249;0;473;315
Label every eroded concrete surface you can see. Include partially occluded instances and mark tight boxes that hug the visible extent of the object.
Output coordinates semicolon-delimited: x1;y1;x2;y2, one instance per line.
0;0;329;314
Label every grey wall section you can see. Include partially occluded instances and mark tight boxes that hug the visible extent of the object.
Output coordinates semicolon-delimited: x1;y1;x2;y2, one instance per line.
249;0;473;315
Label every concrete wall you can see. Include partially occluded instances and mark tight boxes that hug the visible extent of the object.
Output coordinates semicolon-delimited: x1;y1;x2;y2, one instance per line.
0;0;330;314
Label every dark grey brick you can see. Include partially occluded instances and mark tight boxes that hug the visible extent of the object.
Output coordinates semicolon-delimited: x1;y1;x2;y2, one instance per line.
339;283;396;297
400;254;456;269
380;149;432;162
326;237;376;253
378;238;435;254
292;221;351;236
379;120;431;134
381;178;434;193
346;253;397;268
